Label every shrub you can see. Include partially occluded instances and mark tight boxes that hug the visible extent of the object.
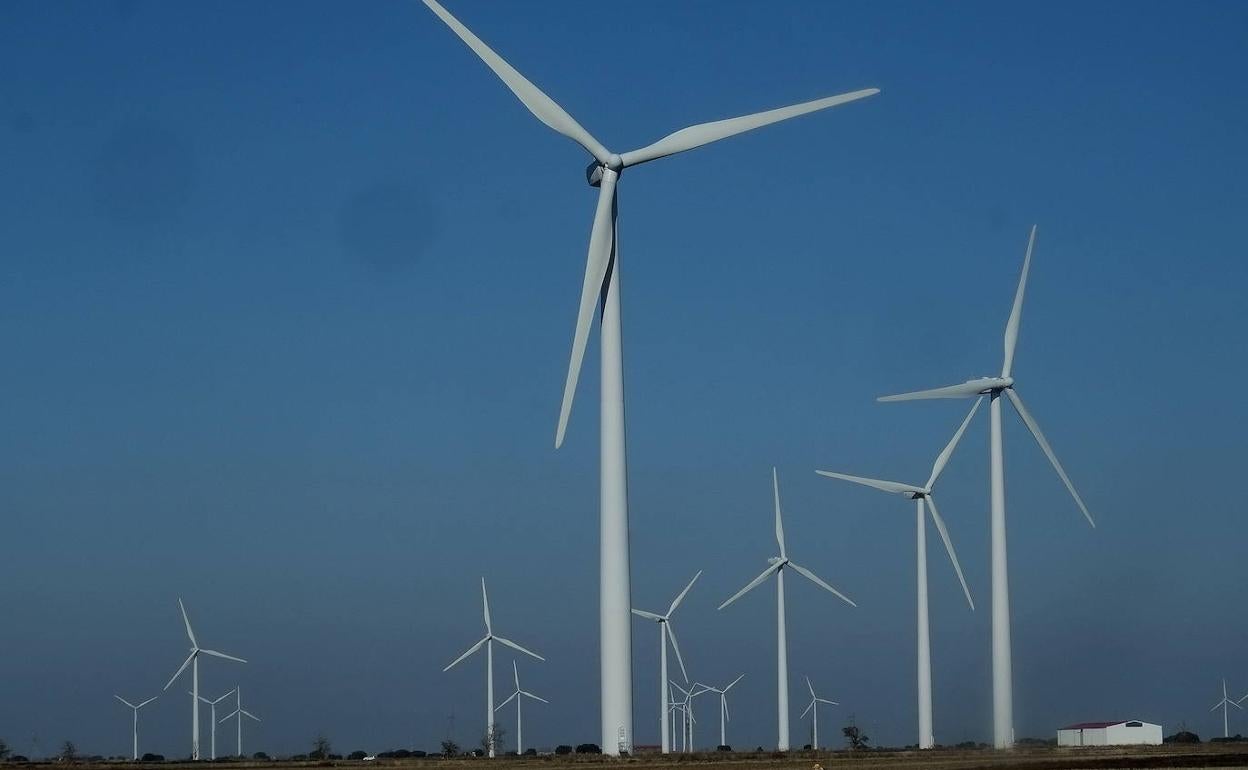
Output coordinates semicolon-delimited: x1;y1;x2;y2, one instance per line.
141;753;165;762
554;746;573;755
716;745;731;752
575;744;601;754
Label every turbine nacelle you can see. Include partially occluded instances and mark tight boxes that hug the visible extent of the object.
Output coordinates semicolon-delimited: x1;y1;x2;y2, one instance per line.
585;154;624;187
973;376;1013;393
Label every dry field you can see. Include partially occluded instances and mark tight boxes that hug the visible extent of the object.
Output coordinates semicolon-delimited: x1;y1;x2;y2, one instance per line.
21;746;1248;770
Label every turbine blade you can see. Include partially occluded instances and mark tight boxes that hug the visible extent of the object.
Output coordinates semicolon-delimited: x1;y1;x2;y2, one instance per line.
199;649;246;664
668;570;703;615
163;652;195;691
420;0;609;163
1004;388;1095;528
631;609;663;622
815;470;924;496
494;635;545;662
723;698;731;723
1234;700;1245;711
787;561;856;607
724;673;745;692
220;709;240;724
137;696;158;709
513;659;520;692
481;577;492;635
521;691;550;704
555;176;617;448
923;496;975;611
878;380;993;402
178;598;198;648
717;561;781;610
670;681;690;698
443;636;488;671
800;700;815;719
242;710;261;722
496;692;518;710
806;676;816;699
1002;225;1037;378
818;698;839;706
665;622;689;684
114;696;136;709
773;467;786;558
925;396;984;490
620;88;879;168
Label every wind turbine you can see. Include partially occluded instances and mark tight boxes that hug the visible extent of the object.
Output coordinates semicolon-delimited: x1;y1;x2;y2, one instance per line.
443;578;544;758
421;0;878;753
698;674;745;749
799;677;838;750
193;689;236;760
719;468;855;751
671;682;709;753
162;598;246;760
816;398;980;749
876;225;1096;748
495;660;548;756
632;571;701;753
113;695;157;761
1211;679;1240;738
218;687;260;758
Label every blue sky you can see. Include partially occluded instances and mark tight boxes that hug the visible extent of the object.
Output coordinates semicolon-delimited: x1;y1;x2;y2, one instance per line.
2;0;1246;756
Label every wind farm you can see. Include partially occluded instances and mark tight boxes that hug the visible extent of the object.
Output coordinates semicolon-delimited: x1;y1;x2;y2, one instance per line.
3;0;1246;768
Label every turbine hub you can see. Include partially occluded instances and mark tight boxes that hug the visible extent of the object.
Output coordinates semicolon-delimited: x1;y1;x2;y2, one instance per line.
585;155;624;187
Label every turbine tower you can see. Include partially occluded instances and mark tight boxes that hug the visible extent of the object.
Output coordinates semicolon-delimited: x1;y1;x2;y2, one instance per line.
698;674;745;749
443;578;544;758
632;571;701;752
800;677;838;750
113;695;157;761
1211;679;1241;738
817;398;980;748
495;660;548;756
162;599;246;760
719;468;855;751
218;687;260;758
671;682;709;752
877;226;1096;748
420;0;878;752
193;689;236;760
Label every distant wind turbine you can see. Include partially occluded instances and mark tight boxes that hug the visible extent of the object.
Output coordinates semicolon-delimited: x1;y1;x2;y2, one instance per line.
698;674;744;749
799;677;838;750
193;689;236;760
671;682;709;753
162;599;246;760
420;0;878;752
218;687;260;758
113;695;157;761
817;397;980;748
632;571;701;753
444;578;544;758
1211;679;1241;738
876;226;1096;748
719;468;855;750
495;660;548;756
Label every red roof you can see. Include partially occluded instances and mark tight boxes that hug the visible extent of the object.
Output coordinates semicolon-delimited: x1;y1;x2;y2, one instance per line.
1060;721;1128;730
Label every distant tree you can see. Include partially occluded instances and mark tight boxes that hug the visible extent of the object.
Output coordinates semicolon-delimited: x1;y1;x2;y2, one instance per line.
140;753;164;762
480;725;506;755
310;734;332;760
523;748;536;756
440;740;459;758
59;742;78;763
716;745;731;752
1166;730;1200;743
251;752;269;760
0;739;9;761
574;744;601;754
553;745;573;755
842;721;869;750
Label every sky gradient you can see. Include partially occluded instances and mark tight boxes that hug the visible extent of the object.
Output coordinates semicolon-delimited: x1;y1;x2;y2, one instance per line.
2;0;1247;757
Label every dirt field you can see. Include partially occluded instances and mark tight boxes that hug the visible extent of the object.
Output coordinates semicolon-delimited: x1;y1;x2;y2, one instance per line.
18;745;1248;770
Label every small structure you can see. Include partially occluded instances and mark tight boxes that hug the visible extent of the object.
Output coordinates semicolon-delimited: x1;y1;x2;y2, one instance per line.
1057;721;1162;746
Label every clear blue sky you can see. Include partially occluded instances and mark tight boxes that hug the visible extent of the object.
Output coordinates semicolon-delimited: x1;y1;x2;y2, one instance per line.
2;0;1246;757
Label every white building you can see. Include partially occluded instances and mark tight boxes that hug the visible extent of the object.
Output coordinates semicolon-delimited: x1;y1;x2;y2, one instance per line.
1057;720;1163;746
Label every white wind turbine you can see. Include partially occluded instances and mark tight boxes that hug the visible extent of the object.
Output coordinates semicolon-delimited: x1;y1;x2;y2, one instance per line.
443;578;544;758
162;598;246;760
719;468;855;751
421;0;878;752
193;689;236;760
671;681;709;753
113;695;157;761
799;677;838;750
218;686;260;758
698;674;745;749
632;571;701;753
495;660;548;756
1211;679;1241;738
816;398;980;749
877;226;1096;748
